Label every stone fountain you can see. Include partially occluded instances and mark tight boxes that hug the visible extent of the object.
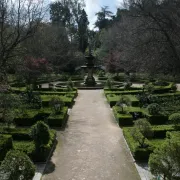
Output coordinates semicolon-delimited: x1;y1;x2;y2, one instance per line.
84;53;96;86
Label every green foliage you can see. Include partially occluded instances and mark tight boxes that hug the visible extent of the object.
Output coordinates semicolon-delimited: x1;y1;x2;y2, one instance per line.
30;121;50;148
95;6;113;30
0;94;20;128
66;78;74;91
143;83;154;94
0;150;35;180
78;9;89;53
47;107;68;127
169;113;180;129
147;103;161;115
131;119;153;148
41;94;73;108
13;141;35;158
2;110;15;129
149;133;180;180
0;128;31;141
131;127;147;148
153;80;169;86
49;96;65;114
152;125;174;138
171;83;177;92
113;107;133;126
106;78;113;89
98;70;105;77
13;130;56;162
0;135;13;161
123;128;153;162
124;81;132;91
116;96;131;113
22;86;42;109
134;119;153;138
144;113;168;125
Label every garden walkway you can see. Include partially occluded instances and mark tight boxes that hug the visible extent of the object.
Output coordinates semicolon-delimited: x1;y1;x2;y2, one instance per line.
42;90;140;180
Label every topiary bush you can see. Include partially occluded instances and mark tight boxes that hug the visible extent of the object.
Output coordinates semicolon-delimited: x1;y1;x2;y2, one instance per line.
49;96;64;114
0;135;13;161
0;150;35;180
30;121;50;148
116;96;130;114
124;81;132;91
147;103;161;115
66;78;74;91
169;113;180;129
143;83;154;94
131;119;153;148
106;78;113;89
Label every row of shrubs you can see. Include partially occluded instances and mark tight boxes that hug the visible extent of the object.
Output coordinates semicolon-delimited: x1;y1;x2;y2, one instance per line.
14;107;68;127
107;94;140;107
105;82;180;163
10;75;84;87
123;126;178;162
0;121;57;179
40;95;74;108
104;82;175;96
113;105;171;126
0;126;56;162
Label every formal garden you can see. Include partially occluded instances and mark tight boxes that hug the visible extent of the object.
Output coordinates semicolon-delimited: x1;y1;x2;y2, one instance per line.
103;72;180;179
1;0;180;179
0;73;80;179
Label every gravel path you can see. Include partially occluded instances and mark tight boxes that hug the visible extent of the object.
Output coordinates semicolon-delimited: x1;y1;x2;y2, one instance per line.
42;90;141;180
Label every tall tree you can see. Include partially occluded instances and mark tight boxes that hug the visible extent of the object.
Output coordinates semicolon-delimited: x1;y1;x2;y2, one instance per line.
50;1;71;26
50;0;85;41
95;6;113;30
0;0;46;83
78;9;89;53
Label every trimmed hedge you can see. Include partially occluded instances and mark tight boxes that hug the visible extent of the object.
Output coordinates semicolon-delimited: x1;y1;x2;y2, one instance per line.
107;94;139;107
0;128;31;141
13;130;56;162
133;146;154;162
124;95;139;107
37;87;77;93
37;91;77;98
14;107;68;127
152;125;174;138
98;77;107;80
104;87;142;91
41;95;74;108
153;83;173;93
123;128;154;162
143;112;168;125
107;95;120;107
113;107;133;126
47;107;68;127
105;90;142;96
0;135;13;161
14;110;39;126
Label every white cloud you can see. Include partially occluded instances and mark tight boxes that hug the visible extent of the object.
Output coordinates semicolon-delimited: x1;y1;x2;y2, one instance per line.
85;0;101;29
116;0;125;8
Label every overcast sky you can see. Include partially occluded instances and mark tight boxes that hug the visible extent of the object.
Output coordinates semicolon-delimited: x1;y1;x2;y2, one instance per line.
84;0;123;29
49;0;123;29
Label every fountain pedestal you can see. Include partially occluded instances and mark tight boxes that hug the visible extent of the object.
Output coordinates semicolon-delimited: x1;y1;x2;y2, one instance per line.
84;54;96;86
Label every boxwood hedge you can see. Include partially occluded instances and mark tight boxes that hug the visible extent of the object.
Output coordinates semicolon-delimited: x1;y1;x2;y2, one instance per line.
0;135;13;161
